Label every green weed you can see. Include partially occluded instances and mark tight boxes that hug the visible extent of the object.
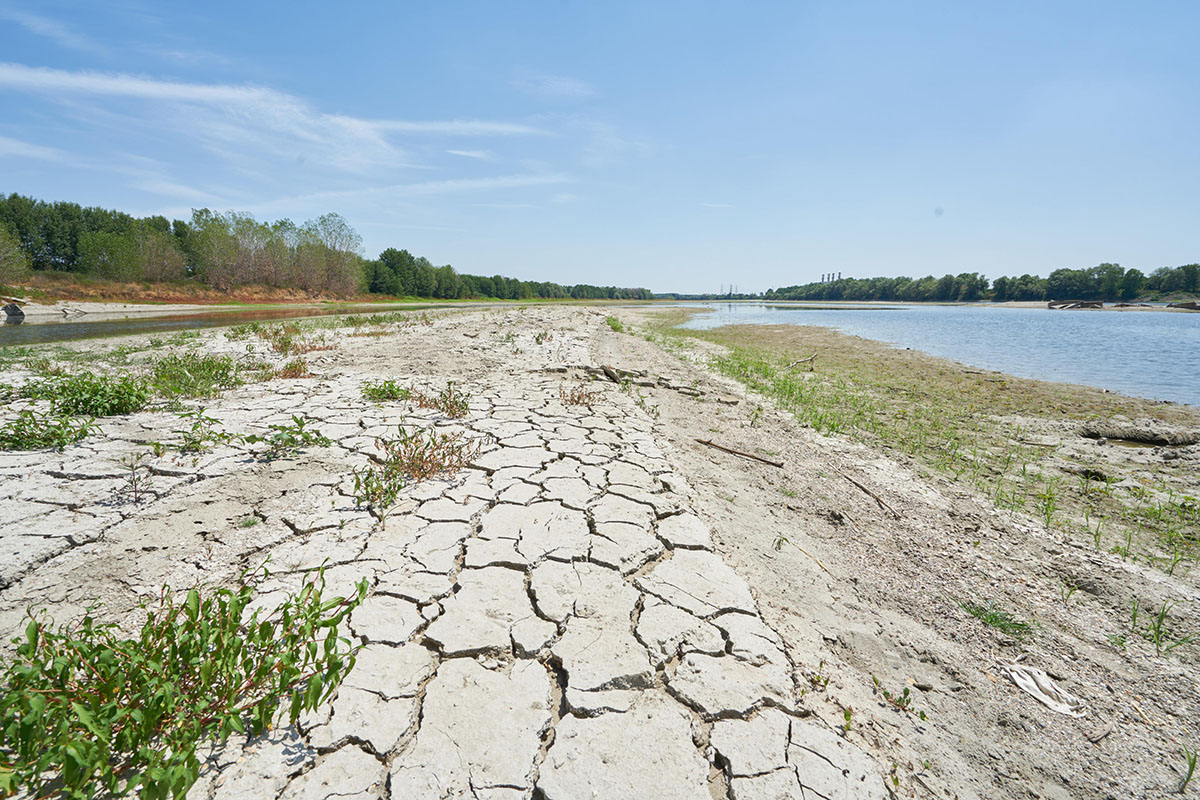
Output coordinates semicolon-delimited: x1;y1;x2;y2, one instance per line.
150;353;242;399
243;416;331;461
23;373;151;417
0;410;97;451
362;379;412;403
0;565;366;799
958;597;1033;639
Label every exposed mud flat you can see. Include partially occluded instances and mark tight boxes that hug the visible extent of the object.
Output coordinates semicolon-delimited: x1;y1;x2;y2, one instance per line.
1;306;1197;799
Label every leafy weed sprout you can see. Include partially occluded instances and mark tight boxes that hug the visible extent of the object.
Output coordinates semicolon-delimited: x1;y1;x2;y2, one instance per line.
243;416;331;461
150;353;243;399
412;382;470;418
605;315;624;333
274;358;312;379
361;379;412;403
351;426;484;525
957;597;1033;640
0;565;367;799
0;410;97;451
23;373;152;417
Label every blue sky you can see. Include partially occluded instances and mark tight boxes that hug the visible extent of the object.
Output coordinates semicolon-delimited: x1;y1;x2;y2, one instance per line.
1;1;1197;292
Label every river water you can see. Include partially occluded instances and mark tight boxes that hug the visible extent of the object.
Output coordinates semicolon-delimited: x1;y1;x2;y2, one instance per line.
679;302;1200;407
0;304;437;348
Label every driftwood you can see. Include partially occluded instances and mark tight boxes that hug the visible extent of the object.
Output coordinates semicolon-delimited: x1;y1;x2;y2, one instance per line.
787;355;816;371
841;473;900;518
601;365;621;384
694;439;784;468
1048;300;1103;310
1167;301;1200;311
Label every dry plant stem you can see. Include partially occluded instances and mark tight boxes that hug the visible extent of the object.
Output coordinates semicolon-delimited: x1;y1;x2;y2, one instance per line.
776;536;832;575
841;473;901;518
785;353;818;369
694;438;785;468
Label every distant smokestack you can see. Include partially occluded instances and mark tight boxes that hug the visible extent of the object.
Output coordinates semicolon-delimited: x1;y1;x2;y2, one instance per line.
838;272;842;280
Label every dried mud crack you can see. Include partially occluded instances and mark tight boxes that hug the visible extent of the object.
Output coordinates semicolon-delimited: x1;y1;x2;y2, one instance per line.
0;307;884;800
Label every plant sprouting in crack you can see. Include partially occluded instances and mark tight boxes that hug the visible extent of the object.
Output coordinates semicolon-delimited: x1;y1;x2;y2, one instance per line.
175;408;238;455
0;564;367;799
872;676;928;720
114;452;155;505
412;382;471;418
243;415;332;461
351;425;485;526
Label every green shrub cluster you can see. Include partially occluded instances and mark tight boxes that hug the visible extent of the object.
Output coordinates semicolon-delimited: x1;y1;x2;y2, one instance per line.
0;566;367;798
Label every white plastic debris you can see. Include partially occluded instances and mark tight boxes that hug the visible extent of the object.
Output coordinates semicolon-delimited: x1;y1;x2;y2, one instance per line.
998;656;1086;718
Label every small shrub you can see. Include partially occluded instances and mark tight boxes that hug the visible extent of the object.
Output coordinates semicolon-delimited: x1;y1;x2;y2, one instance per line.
351;426;484;525
362;379;412;403
150;353;242;399
114;452;155;504
24;373;151;417
412;382;470;418
0;410;97;451
560;382;600;407
0;565;366;799
605;316;624;333
274;358;311;379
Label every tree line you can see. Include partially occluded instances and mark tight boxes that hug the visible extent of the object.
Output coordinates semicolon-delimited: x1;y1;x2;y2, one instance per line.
0;193;651;300
766;263;1199;303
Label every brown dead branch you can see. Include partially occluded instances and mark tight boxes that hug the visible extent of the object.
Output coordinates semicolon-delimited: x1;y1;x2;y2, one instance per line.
694;439;784;468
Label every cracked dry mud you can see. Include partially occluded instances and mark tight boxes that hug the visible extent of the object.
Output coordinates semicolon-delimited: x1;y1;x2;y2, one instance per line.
0;308;883;800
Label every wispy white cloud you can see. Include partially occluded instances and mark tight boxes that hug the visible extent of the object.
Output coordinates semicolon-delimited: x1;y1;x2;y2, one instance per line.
376;120;548;136
0;62;550;177
578;121;650;168
268;173;570;208
699;202;733;208
0;9;107;55
447;149;493;160
0;134;66;161
511;71;596;99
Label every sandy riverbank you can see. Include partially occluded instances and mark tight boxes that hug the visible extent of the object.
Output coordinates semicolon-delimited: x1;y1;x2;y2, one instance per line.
1;306;1198;798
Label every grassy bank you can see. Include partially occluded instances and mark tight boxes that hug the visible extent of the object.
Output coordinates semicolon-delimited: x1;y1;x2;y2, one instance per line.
642;309;1200;578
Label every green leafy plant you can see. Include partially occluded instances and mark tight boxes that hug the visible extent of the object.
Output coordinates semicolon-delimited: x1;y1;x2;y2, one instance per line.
274;358;311;379
175;409;237;455
150;353;242;399
23;373;151;417
872;676;928;720
361;379;412;403
351;426;483;526
1143;600;1198;657
958;597;1033;640
243;416;331;461
0;565;367;799
605;315;624;333
0;410;97;451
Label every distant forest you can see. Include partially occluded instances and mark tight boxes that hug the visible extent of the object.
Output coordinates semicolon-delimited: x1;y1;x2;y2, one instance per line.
0;193;652;300
766;263;1200;303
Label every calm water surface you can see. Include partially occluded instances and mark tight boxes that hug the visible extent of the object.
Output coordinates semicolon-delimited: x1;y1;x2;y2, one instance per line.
680;303;1200;407
0;304;438;348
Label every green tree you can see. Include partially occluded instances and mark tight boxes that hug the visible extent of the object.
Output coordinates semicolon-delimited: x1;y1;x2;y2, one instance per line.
78;231;140;281
0;225;31;284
